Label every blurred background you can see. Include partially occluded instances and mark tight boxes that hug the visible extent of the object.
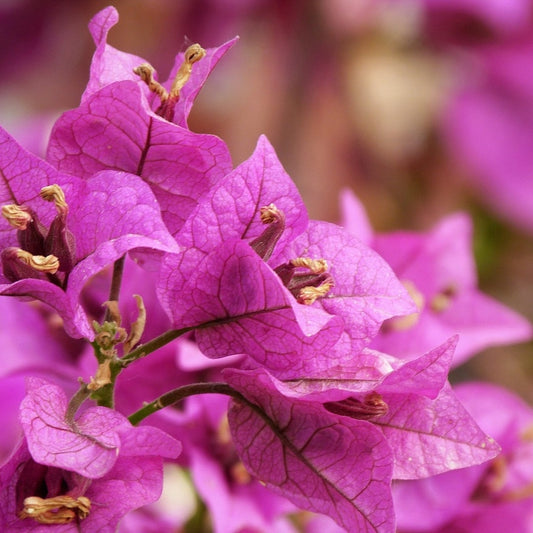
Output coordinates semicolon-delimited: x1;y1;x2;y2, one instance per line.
1;0;532;399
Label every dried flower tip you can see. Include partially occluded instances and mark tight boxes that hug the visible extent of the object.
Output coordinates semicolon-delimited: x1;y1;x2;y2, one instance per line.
297;278;334;305
16;249;59;274
1;204;32;229
170;43;206;97
290;257;328;274
133;63;169;100
94;321;127;355
19;495;91;524
88;359;112;391
185;43;206;64
123;294;147;354
40;185;68;213
259;203;283;224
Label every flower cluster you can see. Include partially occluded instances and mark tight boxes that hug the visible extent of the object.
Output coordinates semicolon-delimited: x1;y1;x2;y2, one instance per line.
0;6;531;532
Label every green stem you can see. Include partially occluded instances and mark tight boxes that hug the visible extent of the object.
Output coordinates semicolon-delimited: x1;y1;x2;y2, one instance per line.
120;326;193;367
128;382;242;425
88;357;123;409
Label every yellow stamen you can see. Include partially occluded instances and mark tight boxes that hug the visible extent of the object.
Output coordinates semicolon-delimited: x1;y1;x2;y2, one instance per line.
1;204;32;230
133;63;168;100
521;424;533;442
170;44;206;97
40;185;68;212
298;279;334;305
217;415;232;446
19;495;91;524
503;481;533;502
290;257;328;274
16;249;59;274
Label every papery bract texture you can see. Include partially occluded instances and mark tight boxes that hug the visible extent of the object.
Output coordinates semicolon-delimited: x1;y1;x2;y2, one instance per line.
263;335;457;403
223;338;499;482
160;134;308;300
174;394;297;533
0;436;180;532
161;238;344;378
373;383;500;479
224;368;395;533
1;127;179;339
394;382;533;532
274;220;417;356
20;378;124;479
0;378;181;531
47;80;232;236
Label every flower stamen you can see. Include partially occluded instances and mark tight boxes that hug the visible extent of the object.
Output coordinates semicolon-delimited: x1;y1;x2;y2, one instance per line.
19;495;91;524
40;185;68;214
15;249;60;274
290;257;328;275
133;63;168;100
134;43;206;122
297;278;334;305
169;43;206;98
1;204;32;230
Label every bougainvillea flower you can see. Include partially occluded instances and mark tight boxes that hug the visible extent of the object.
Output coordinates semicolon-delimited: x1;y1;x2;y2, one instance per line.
224;336;499;481
83;6;238;127
341;189;532;365
0;378;181;531
223;367;396;533
0;292;96;464
273;219;417;361
157;137;414;377
0;127;179;339
166;236;345;378
46;7;235;236
394;382;533;532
